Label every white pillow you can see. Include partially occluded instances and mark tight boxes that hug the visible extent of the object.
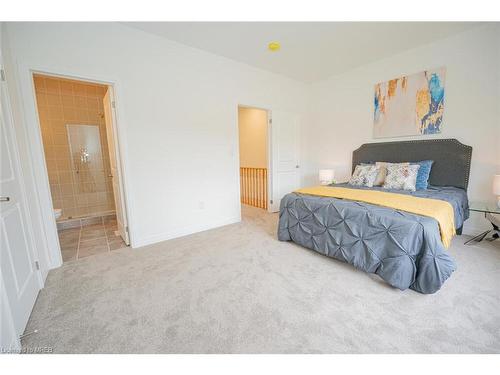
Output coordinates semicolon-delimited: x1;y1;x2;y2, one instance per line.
349;165;379;187
383;164;421;191
373;162;409;186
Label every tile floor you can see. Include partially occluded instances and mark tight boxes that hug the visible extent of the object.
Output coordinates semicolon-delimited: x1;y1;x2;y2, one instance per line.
58;216;127;262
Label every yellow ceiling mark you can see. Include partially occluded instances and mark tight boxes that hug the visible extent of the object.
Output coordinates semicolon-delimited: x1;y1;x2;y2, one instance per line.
268;42;281;52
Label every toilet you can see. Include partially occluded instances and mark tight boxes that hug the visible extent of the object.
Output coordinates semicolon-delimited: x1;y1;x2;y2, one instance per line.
54;208;62;219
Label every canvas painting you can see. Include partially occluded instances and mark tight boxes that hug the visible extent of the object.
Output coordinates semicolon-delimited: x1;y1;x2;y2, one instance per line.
373;67;446;138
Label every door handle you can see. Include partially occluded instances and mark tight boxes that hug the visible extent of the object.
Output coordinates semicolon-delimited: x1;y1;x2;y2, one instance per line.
295;165;300;168
0;197;10;202
108;174;113;178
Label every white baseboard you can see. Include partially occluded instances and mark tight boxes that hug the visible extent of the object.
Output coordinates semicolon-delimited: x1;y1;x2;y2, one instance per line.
132;215;242;248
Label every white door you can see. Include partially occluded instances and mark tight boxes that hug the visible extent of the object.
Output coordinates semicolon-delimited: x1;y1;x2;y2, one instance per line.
269;110;300;212
0;63;41;340
103;87;129;245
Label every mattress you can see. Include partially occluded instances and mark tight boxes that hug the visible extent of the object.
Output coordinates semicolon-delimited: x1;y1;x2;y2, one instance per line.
277;184;469;294
334;183;469;229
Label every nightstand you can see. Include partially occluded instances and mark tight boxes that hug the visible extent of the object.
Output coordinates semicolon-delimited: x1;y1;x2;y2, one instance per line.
464;201;500;245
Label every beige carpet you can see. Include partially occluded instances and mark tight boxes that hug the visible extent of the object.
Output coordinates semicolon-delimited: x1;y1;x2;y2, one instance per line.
22;205;500;353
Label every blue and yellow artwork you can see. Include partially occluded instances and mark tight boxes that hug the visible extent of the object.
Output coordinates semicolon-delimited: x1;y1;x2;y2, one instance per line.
374;67;446;138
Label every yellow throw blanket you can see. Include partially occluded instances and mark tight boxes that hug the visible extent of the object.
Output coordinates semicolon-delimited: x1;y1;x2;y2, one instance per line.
295;186;456;248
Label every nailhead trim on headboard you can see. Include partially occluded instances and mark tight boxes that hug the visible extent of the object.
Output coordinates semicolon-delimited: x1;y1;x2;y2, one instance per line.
352;139;473;190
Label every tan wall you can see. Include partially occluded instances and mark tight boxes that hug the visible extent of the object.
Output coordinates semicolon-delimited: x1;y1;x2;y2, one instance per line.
238;107;268;168
34;75;114;220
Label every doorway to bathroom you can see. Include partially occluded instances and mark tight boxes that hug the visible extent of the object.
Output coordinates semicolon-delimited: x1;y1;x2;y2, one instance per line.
32;74;129;262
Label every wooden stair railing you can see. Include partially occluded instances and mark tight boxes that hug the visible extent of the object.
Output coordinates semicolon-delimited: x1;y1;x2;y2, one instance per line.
240;167;268;210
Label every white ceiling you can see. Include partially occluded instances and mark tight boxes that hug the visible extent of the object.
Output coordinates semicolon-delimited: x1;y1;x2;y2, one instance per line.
124;22;483;82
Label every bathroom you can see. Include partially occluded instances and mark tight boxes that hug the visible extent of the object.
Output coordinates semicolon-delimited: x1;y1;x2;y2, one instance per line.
33;74;129;262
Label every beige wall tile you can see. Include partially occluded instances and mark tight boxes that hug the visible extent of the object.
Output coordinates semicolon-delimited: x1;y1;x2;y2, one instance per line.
52;132;67;146
58;171;73;184
35;92;47;107
63;207;78;218
63;107;76;121
48;170;59;184
88;205;102;214
50;184;61;200
45;158;57;171
96;192;107;204
74;108;88;121
72;83;86;96
85;85;97;97
46;93;62;106
52;198;62;209
61;95;74;107
60;183;74;197
48;105;63;120
37;107;49;121
59;81;74;95
62;196;76;209
56;158;71;171
75;194;88;207
33;76;45;90
51;120;66;134
97;204;110;212
44;147;56;159
87;192;99;205
86;96;99;109
87;111;100;122
45;78;60;93
74;96;87;107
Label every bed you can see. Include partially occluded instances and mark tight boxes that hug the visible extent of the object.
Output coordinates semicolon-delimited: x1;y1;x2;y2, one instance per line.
278;139;472;294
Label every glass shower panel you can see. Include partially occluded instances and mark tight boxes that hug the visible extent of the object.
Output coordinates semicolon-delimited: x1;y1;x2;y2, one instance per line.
66;124;107;217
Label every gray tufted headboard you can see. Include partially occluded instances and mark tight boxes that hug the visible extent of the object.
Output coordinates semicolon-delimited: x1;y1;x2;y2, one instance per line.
352;139;473;190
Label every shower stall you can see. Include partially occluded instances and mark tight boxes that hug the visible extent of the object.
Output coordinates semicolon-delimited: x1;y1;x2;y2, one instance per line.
66;124;114;217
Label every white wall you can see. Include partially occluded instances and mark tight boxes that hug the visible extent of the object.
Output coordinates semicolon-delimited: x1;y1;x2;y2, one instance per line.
238;107;268;168
4;22;307;252
302;25;500;234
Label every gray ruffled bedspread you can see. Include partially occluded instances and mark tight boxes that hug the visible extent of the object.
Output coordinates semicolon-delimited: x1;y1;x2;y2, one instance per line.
278;185;468;294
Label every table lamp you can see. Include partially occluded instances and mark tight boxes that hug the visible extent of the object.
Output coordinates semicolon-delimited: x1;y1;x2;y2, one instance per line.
493;175;500;208
319;169;335;185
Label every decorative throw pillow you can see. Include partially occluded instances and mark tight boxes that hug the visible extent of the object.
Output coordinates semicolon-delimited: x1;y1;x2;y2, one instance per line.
374;162;409;186
412;160;434;190
349;164;379;187
383;164;421;191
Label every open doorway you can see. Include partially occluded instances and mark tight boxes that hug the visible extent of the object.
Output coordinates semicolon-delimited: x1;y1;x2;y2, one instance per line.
238;106;270;211
238;106;301;215
32;74;129;262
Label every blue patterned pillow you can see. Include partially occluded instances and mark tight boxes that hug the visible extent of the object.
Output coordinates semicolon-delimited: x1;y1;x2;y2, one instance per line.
412;160;434;190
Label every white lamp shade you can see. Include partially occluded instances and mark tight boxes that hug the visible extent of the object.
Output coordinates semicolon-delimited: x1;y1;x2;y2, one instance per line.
493;175;500;195
319;169;335;184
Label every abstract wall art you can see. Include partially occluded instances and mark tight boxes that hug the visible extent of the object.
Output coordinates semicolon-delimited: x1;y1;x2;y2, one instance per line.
373;67;446;138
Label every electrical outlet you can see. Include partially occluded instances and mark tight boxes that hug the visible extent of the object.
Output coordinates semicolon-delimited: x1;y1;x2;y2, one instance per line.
198;201;205;209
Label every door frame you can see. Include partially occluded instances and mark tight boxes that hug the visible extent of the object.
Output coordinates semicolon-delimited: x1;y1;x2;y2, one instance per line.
237;104;273;213
103;86;129;245
16;64;134;271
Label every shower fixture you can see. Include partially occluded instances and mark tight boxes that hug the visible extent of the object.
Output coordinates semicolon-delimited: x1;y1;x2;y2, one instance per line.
79;147;90;164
